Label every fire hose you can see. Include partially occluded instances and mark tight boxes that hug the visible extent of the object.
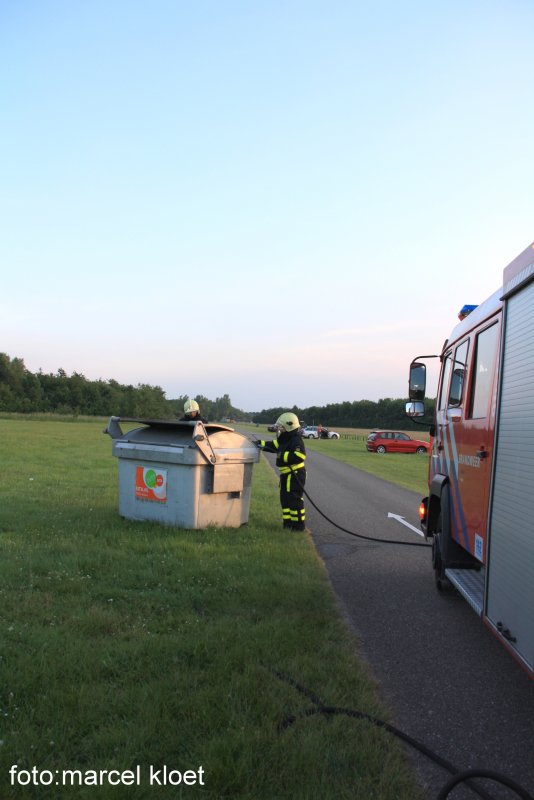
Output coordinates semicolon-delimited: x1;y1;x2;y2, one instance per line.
269;668;533;800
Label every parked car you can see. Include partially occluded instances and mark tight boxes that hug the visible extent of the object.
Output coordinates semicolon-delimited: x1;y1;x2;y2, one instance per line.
301;425;340;440
366;430;430;454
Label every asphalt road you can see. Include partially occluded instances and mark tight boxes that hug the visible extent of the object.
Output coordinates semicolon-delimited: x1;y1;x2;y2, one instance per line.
266;448;534;800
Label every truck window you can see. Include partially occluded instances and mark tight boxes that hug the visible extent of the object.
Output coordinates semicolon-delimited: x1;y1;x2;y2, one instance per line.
438;353;452;410
469;323;499;419
448;340;469;407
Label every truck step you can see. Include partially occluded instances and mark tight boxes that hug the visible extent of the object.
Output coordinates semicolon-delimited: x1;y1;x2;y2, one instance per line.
444;567;485;616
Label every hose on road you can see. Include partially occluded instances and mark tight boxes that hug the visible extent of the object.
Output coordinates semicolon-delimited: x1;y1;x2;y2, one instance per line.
298;471;431;548
270;668;534;800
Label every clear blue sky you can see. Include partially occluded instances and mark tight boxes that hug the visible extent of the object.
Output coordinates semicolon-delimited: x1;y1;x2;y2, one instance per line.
1;1;533;411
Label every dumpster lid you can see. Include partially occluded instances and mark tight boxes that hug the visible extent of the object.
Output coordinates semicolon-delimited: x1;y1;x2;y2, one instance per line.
103;416;235;465
113;417;232;432
104;416;232;436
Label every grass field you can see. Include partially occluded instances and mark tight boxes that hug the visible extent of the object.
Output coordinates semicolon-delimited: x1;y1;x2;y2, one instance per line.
0;416;424;799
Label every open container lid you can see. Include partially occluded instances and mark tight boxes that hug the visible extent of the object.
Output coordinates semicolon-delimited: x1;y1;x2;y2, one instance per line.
104;416;260;465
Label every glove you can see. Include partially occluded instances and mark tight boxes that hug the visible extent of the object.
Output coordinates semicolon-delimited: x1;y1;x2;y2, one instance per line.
255;440;263;448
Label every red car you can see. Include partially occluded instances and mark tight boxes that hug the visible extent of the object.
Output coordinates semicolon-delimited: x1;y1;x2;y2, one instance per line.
366;430;430;455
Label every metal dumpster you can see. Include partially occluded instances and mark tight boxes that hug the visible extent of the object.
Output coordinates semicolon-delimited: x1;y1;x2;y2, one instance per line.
104;417;260;529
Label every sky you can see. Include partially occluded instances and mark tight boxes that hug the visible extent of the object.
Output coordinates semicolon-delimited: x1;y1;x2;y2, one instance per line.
1;1;533;412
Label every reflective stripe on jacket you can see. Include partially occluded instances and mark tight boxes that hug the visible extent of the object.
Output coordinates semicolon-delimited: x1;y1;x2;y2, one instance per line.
260;430;306;474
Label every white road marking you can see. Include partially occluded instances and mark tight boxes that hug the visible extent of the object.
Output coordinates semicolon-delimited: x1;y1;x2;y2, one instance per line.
387;512;424;537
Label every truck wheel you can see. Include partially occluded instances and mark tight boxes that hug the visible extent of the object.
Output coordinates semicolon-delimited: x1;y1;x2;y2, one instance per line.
376;445;386;454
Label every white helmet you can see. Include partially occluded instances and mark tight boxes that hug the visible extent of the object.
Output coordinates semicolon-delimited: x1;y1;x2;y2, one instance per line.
184;399;200;414
275;412;300;432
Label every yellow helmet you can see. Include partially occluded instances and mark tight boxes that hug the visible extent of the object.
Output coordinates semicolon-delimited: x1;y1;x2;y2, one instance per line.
184;399;200;414
275;412;300;432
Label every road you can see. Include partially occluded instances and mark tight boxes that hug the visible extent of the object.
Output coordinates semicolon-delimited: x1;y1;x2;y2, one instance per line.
266;448;534;800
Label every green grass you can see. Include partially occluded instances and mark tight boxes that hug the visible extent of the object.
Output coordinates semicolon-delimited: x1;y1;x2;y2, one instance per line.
0;417;424;799
242;424;430;495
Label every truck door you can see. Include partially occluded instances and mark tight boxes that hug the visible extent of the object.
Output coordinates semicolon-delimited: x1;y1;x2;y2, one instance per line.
455;321;501;563
435;324;500;560
434;340;469;549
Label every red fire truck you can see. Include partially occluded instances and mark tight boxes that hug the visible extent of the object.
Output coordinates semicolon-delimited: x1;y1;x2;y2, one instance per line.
407;241;534;676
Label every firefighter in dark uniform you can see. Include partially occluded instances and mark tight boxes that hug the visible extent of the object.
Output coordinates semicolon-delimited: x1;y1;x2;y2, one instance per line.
256;412;307;531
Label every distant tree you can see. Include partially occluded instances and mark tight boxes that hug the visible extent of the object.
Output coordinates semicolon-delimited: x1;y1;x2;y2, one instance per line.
213;393;232;420
21;372;44;412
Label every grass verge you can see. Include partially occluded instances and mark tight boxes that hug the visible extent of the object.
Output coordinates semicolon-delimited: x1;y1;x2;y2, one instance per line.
0;418;423;799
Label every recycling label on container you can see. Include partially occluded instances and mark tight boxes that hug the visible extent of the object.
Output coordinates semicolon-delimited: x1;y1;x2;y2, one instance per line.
135;466;167;503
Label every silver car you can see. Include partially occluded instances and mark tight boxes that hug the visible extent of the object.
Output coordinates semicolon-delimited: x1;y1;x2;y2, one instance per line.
301;425;340;439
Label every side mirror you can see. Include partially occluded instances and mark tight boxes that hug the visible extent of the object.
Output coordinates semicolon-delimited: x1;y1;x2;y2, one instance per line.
406;401;425;418
409;362;426;401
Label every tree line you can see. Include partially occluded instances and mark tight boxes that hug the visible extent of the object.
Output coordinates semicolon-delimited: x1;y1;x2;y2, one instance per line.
251;396;435;431
0;354;250;421
0;352;434;428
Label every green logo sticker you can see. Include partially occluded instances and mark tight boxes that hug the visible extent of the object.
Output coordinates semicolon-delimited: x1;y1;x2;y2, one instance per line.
145;469;157;488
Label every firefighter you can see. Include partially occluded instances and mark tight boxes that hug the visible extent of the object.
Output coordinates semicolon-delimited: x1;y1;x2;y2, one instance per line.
256;412;307;531
180;399;207;422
